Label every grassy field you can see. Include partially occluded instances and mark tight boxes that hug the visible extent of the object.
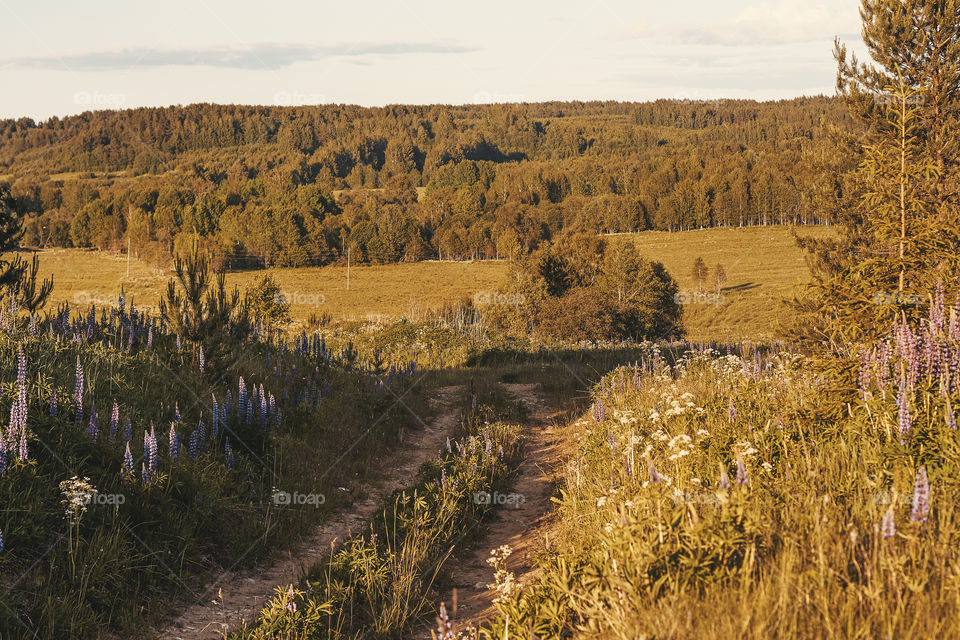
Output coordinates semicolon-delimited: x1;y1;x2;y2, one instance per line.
24;225;829;339
615;225;835;342
27;250;510;323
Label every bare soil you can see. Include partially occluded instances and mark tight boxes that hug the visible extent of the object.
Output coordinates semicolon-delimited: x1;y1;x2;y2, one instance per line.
158;385;466;640
443;382;568;636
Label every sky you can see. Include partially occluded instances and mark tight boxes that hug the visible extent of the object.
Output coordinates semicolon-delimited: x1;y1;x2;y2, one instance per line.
0;0;867;121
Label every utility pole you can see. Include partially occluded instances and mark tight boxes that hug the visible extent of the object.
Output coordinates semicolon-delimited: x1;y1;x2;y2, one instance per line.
346;246;351;291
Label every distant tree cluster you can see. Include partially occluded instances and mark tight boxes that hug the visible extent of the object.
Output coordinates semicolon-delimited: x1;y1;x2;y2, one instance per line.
0;99;849;269
490;234;683;342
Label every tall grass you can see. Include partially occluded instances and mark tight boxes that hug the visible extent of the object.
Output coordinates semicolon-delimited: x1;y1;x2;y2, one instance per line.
486;345;960;639
235;386;527;639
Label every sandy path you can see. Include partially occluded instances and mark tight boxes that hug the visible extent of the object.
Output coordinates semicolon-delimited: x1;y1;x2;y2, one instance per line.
158;385;465;640
444;382;566;635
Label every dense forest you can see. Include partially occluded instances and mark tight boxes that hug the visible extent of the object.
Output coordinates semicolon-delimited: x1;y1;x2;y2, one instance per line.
0;98;851;268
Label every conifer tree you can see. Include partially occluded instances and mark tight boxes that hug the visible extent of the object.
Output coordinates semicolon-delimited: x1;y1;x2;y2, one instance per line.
692;257;708;293
0;184;52;311
796;0;960;352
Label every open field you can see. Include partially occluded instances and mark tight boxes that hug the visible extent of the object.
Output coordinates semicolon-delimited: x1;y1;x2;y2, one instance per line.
617;224;836;342
27;250;511;323
23;225;829;339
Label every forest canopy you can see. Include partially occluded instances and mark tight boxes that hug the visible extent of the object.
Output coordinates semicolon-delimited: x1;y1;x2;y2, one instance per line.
0;98;850;269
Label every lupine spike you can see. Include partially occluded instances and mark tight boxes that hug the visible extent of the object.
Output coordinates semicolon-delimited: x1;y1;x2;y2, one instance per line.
719;461;730;490
123;441;133;476
110;401;120;440
87;405;99;442
169;423;178;461
882;504;896;538
736;452;749;487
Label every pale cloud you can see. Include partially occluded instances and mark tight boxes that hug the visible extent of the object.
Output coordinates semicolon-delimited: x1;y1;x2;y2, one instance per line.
623;1;859;46
1;42;475;72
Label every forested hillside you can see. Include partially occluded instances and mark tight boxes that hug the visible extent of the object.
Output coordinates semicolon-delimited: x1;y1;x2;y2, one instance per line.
0;98;850;268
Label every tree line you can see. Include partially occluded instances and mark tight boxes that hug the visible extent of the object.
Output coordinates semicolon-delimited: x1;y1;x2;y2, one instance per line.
0;98;851;268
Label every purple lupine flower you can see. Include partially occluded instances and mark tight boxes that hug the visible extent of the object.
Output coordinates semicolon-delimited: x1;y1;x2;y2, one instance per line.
149;424;158;472
188;431;199;461
911;466;930;523
718;461;731;490
123;441;134;477
897;379;911;441
238;378;247;420
174;402;181;424
259;384;267;425
211;394;219;432
882;504;896;538
197;421;206;452
147;325;153;349
727;398;737;423
859;349;872;401
48;389;57;417
647;452;661;484
931;282;946;333
169;423;178;461
73;356;84;423
198;346;205;372
245;397;253;425
17;430;26;461
124;417;132;443
736;452;749;487
87;405;99;442
0;447;6;476
110;401;120;440
141;462;149;484
436;602;453;640
143;430;151;471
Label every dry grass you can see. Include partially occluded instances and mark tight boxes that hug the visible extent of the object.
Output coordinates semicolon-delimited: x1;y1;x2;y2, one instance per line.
24;225;829;339
26;249;510;323
616;225;835;342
